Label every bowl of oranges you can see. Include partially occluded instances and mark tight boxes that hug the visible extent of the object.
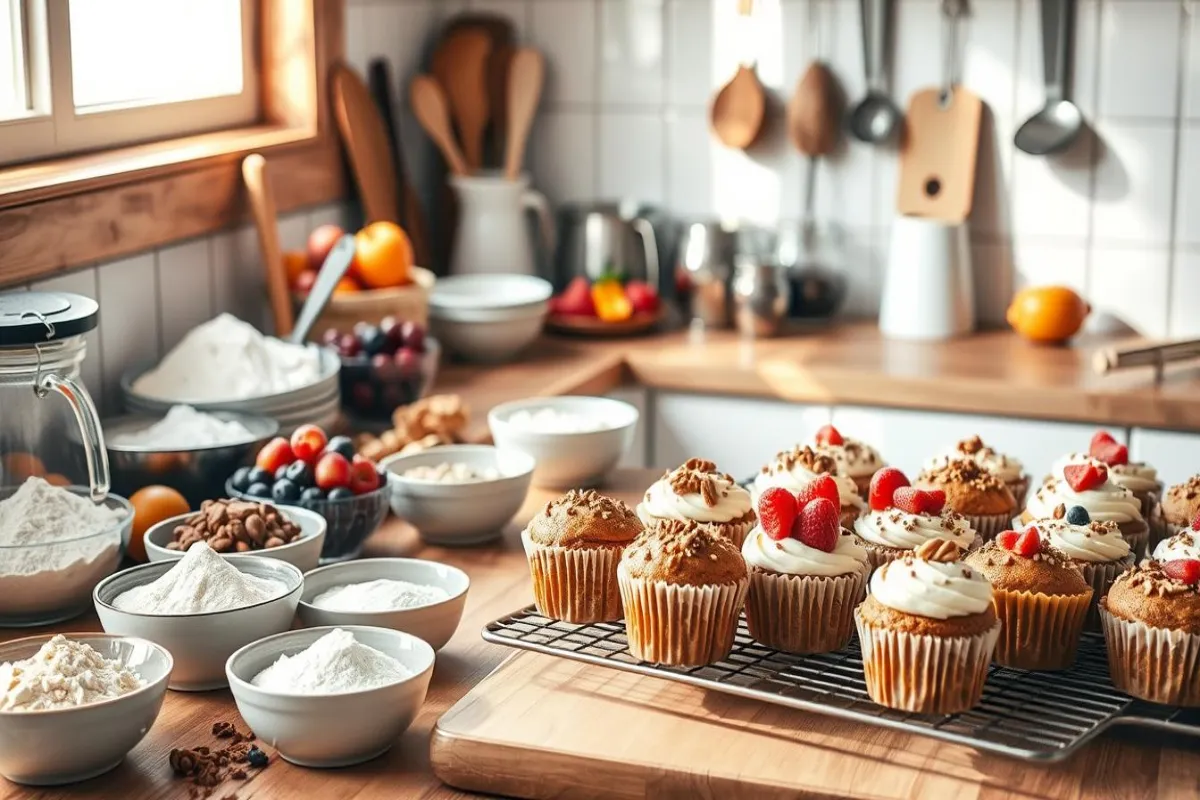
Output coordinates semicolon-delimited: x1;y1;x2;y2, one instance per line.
287;221;436;337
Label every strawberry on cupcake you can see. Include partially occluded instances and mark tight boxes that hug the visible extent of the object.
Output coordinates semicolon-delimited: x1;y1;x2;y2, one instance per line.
812;424;886;500
853;467;979;573
1049;431;1163;546
741;478;870;654
752;445;865;528
1025;456;1149;559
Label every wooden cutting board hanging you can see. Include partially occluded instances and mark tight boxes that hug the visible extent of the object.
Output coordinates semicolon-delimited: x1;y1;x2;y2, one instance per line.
895;86;982;223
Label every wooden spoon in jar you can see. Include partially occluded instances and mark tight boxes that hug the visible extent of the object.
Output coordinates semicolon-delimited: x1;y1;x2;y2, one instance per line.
431;28;493;172
410;75;469;176
710;0;765;150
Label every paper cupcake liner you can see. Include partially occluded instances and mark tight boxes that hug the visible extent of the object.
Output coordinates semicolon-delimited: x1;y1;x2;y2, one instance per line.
522;532;626;624
967;511;1016;542
1008;475;1031;508
989;587;1092;670
1076;555;1135;631
743;565;868;654
617;566;748;667
634;509;754;550
1118;519;1150;561
1101;608;1200;707
862;534;983;576
854;612;1001;715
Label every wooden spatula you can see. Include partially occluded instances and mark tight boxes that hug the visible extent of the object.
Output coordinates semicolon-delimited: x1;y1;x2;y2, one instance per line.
411;75;469;177
445;13;515;168
504;48;545;181
241;154;294;337
332;63;401;225
896;87;983;222
431;28;493;172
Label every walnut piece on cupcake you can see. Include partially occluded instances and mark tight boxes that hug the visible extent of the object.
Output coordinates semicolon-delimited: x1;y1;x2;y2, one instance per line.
636;458;755;548
854;467;979;573
752;445;865;528
923;435;1029;506
812;424;885;499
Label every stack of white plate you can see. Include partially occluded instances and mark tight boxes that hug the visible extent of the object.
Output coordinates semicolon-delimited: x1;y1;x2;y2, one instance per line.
121;349;341;434
429;274;552;363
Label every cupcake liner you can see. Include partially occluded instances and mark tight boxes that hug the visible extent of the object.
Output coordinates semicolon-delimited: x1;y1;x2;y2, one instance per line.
1147;505;1171;552
989;587;1092;670
617;566;748;667
1118;519;1150;561
851;475;873;500
635;509;754;550
521;531;624;624
862;534;983;576
1101;608;1200;707
1008;475;1031;508
1076;555;1135;630
967;511;1016;542
854;612;1001;715
743;565;868;654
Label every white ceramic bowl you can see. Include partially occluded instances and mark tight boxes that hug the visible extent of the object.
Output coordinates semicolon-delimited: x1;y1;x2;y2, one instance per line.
297;559;469;650
92;556;304;691
430;274;552;317
0;633;172;786
225;625;434;768
488;396;639;489
380;445;535;546
143;505;327;572
429;305;547;363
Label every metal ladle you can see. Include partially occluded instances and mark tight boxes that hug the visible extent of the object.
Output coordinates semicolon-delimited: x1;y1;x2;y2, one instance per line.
848;0;900;144
1015;0;1082;155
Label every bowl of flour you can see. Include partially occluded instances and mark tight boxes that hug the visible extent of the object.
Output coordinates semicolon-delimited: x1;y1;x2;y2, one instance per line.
0;477;133;627
93;543;303;690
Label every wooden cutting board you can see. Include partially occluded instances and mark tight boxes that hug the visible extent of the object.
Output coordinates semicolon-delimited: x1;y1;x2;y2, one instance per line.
431;651;1198;799
896;86;983;223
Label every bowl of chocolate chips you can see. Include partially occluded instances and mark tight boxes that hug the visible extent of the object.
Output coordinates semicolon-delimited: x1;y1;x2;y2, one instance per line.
143;498;327;573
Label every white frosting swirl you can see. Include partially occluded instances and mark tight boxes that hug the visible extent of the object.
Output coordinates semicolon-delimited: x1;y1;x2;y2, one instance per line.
752;459;865;510
1027;458;1144;524
637;473;752;524
1036;519;1131;563
854;509;975;550
925;441;1024;483
741;526;868;577
1152;531;1200;562
1050;452;1159;494
869;556;993;619
815;438;883;479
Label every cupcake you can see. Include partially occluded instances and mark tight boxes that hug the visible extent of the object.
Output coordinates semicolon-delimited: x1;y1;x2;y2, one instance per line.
752;445;865;528
1151;518;1200;562
964;529;1092;670
915;458;1017;541
1051;431;1164;544
636;458;755;548
923;435;1030;506
1035;504;1134;629
854;538;1001;715
855;467;979;572
618;519;749;666
1159;475;1200;546
1100;559;1200;707
1025;457;1149;559
812;424;885;498
742;486;870;653
521;489;644;623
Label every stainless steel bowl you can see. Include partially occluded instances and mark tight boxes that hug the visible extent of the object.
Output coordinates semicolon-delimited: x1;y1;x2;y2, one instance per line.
101;412;278;506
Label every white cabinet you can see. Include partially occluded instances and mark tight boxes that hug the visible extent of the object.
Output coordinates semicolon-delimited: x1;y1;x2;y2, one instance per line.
607;387;648;469
1130;428;1200;488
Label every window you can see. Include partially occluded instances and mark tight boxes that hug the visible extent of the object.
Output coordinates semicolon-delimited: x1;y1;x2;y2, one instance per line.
1;0;258;165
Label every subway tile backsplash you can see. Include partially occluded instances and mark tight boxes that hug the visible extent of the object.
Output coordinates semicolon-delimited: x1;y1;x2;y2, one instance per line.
3;0;1199;415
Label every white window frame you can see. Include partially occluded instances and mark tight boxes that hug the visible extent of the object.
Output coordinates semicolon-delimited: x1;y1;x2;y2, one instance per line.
1;0;259;166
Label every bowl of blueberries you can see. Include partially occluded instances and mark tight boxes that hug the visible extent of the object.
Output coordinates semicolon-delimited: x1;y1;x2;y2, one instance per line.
226;424;391;563
321;317;438;421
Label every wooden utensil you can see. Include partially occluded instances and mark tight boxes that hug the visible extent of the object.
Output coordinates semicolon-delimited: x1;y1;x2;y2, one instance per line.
895;87;982;222
709;0;765;150
787;62;841;158
504;48;545;181
445;13;516;168
332;63;401;226
431;29;494;172
240;154;294;337
410;75;469;177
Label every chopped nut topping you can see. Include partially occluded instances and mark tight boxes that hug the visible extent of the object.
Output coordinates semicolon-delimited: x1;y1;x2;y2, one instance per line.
915;538;961;563
1053;503;1066;520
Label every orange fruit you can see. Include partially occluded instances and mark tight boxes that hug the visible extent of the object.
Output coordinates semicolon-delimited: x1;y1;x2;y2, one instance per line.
128;485;189;562
282;250;309;284
2;452;45;481
353;221;413;289
43;473;71;487
333;275;361;296
1006;285;1091;344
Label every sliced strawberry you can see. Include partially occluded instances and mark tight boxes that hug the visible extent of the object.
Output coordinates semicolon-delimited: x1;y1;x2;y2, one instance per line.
1164;559;1200;585
1191;512;1200;532
792;497;839;552
868;467;910;511
893;487;945;515
996;530;1021;551
1063;462;1108;492
796;474;841;508
1089;430;1118;457
923;489;947;514
757;487;798;541
815;424;844;447
1092;441;1129;467
1013;527;1041;557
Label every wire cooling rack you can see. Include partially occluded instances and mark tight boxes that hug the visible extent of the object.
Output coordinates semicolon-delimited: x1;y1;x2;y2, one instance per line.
483;606;1200;762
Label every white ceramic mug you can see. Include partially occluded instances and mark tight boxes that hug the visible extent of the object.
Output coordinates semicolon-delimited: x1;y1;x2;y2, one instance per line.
448;173;554;277
879;214;975;341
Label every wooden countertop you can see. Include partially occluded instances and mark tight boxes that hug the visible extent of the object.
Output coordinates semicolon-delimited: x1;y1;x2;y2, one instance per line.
435;324;1200;434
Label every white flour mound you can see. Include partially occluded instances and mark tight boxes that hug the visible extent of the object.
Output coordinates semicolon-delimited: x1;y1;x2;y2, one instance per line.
113;541;289;615
112;405;255;448
311;578;449;612
0;634;144;711
251;628;412;694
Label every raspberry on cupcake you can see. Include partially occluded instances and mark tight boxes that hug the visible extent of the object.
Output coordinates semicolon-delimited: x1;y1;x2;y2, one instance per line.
965;527;1092;670
521;489;644;623
915;458;1017;541
1034;503;1133;629
853;467;978;572
636;458;755;548
812;424;886;499
742;482;870;654
1025;457;1149;559
923;435;1030;506
753;445;865;528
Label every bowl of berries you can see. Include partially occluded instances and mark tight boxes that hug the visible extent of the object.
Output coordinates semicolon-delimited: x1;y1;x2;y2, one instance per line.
546;276;663;337
321;317;438;420
227;424;391;562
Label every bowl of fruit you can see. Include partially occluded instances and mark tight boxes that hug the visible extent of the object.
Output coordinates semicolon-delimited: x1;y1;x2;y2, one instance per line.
321;317;438;421
546;276;663;336
226;424;391;563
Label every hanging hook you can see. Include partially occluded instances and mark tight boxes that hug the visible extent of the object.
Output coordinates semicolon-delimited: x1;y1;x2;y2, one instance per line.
940;0;967;107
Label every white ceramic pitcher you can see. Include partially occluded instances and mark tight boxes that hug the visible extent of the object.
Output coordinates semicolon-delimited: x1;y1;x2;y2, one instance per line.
449;173;554;277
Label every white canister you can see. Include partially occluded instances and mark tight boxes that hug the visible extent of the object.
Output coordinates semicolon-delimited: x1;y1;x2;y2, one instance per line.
879;215;975;341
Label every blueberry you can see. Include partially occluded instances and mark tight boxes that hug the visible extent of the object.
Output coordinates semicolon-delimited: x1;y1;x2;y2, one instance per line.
246;747;269;768
230;466;252;492
327;487;353;501
247;467;272;487
324;435;356;461
1066;505;1090;525
284;460;313;488
246;481;272;499
274;464;290;483
271;479;299;504
300;486;326;504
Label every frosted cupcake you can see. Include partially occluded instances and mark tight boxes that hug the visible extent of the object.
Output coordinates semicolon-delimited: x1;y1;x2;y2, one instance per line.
637;458;755;548
812;424;885;498
1052;431;1163;543
856;467;978;572
1152;521;1200;563
753;445;865;528
915;459;1017;541
923;435;1030;507
1025;457;1149;559
1035;504;1133;629
854;538;1001;715
742;487;869;653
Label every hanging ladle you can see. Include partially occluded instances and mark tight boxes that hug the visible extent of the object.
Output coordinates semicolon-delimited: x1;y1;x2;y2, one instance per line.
1014;0;1083;155
847;0;900;144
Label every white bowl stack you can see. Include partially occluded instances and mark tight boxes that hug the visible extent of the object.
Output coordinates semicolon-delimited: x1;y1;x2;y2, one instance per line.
428;274;552;363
